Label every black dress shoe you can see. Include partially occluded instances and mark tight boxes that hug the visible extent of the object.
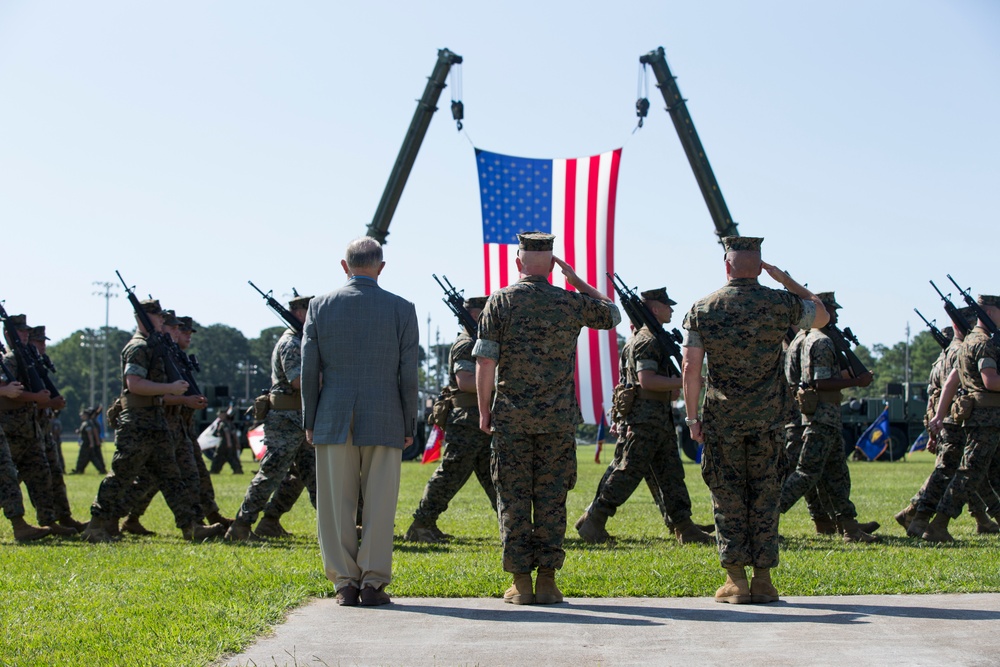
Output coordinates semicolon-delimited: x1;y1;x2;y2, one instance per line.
359;584;391;606
335;585;360;606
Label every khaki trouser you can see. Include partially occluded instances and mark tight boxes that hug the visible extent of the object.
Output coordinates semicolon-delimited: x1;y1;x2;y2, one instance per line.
315;430;401;592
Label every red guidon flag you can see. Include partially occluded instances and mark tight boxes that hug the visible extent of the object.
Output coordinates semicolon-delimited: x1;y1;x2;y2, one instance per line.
476;147;622;425
422;425;443;464
247;425;267;462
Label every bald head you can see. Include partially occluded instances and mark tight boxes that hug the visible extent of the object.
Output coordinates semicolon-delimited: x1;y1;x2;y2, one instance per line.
517;249;554;277
725;250;762;279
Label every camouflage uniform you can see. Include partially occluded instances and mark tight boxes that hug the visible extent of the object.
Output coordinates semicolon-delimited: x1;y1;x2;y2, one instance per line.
413;331;497;524
683;276;814;568
935;325;1000;519
782;330;833;520
912;340;988;515
588;325;693;526
0;425;27;521
779;329;858;520
235;328;312;524
209;416;243;474
36;406;74;522
473;273;620;574
0;351;60;525
75;413;107;474
89;331;197;527
263;445;317;518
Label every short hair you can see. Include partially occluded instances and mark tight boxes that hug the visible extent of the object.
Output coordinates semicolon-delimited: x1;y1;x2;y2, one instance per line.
345;237;383;270
518;249;552;275
725;250;761;278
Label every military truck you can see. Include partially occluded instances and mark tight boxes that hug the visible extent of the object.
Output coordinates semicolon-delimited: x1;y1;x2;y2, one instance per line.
840;382;928;461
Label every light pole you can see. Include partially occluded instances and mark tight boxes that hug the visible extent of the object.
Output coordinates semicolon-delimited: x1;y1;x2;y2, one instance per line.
79;329;100;407
93;281;118;410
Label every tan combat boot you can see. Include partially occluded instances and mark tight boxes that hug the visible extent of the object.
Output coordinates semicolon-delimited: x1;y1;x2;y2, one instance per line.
222;519;255;542
56;516;88;533
674;519;715;545
503;573;534;605
206;510;234;530
535;567;564;605
403;518;443;543
43;522;78;537
971;509;999;534
840;518;880;543
750;567;780;604
427;519;453;541
921;514;954;543
11;517;51;543
812;515;837;535
907;510;933;538
575;510;612;544
254;516;290;539
185;522;227;542
894;504;916;530
121;515;156;536
715;565;751;604
80;518;115;544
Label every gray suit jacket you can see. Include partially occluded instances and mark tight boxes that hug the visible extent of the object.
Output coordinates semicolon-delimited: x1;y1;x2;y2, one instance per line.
301;276;419;447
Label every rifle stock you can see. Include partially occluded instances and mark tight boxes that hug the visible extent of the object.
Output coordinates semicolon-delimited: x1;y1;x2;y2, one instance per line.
116;271;188;391
433;274;478;338
823;324;870;378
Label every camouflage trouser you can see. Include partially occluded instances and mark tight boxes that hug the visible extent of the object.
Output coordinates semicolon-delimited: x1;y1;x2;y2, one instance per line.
779;421;857;520
702;427;782;568
911;426;987;515
0;429;25;521
124;416;205;524
492;430;576;573
235;410;308;524
936;425;1000;519
783;423;833;519
978;453;1000;516
74;438;107;474
43;435;73;521
590;422;692;526
264;444;318;518
90;417;196;527
210;433;243;474
6;433;58;525
413;423;496;523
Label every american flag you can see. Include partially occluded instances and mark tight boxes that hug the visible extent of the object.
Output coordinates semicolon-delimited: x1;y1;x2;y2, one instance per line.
475;147;622;425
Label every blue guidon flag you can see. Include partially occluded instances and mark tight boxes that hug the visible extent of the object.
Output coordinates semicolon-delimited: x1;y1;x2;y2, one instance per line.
476;147;623;425
855;405;891;461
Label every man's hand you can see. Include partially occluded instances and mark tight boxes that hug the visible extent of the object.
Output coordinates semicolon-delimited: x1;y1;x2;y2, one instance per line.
927;435;938;454
305;429;313;445
854;371;874;388
760;261;791;287
553;256;580;287
49;396;67;410
0;381;24;399
404;437;413;447
166;380;189;396
183;395;208;409
927;416;943;436
479;411;492;435
689;421;704;444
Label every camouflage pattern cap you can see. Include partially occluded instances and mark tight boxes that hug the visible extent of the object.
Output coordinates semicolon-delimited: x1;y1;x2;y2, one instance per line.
289;295;314;311
139;299;162;315
722;236;763;253
161;309;179;327
640;287;677;306
6;314;30;331
977;295;1000;309
816;292;842;310
177;316;196;333
464;296;489;310
517;231;555;251
28;325;49;342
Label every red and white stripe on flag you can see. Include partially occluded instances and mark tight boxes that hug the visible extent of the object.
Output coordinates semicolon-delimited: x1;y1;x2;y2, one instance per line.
481;148;621;425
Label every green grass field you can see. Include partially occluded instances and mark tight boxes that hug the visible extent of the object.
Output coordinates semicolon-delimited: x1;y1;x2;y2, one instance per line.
1;446;998;666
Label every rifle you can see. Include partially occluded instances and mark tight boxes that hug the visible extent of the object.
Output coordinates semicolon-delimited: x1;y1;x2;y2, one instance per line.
248;281;302;335
116;270;191;394
608;272;683;376
930;280;972;338
822;324;870;379
0;342;16;384
432;274;477;337
947;274;1000;338
24;342;61;399
0;302;47;393
914;308;950;350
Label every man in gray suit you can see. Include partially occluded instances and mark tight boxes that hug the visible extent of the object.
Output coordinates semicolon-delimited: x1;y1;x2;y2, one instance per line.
301;237;419;607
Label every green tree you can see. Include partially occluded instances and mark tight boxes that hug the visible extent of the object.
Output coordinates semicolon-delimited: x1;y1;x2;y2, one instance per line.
46;327;133;428
187;323;249;404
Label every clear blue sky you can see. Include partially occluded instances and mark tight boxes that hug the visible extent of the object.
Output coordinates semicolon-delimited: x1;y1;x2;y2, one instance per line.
1;1;997;352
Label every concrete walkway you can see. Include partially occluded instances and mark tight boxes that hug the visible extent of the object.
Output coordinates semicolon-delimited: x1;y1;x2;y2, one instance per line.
223;593;1000;667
